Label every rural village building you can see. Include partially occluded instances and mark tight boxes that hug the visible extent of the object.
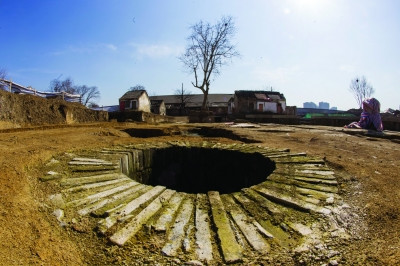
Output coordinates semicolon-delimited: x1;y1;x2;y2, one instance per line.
117;89;287;117
149;94;233;116
233;90;286;114
150;99;166;116
119;90;151;112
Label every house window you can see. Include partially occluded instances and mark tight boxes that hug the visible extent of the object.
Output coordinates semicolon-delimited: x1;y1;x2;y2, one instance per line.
124;100;131;109
125;100;138;110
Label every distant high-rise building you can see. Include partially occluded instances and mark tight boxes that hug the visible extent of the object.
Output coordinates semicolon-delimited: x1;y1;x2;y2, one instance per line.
303;102;317;108
319;102;329;109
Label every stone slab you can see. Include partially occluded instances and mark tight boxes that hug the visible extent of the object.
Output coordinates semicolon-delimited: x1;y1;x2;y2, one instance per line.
78;184;145;216
69;161;114;166
60;173;127;187
153;193;184;232
267;176;338;194
93;185;150;217
63;178;129;193
162;198;194;257
223;195;269;254
241;188;282;215
266;152;307;158
110;189;175;246
66;181;138;208
118;185;166;218
97;186;166;234
254;186;331;215
71;157;113;163
253;221;274;239
288;222;313;236
195;194;213;262
274;156;325;164
208;191;242;264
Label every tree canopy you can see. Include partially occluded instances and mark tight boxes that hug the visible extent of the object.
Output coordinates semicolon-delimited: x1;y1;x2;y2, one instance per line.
129;84;146;91
180;16;239;110
50;77;75;94
75;85;100;106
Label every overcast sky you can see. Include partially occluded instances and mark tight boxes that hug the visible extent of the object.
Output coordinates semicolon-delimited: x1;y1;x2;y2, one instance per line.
1;0;399;110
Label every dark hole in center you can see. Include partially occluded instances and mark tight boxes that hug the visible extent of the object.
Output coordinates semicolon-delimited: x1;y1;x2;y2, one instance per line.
123;128;168;138
131;147;275;194
188;127;261;143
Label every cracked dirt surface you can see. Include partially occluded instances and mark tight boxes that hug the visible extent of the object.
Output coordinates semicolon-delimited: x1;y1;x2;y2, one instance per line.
0;122;399;265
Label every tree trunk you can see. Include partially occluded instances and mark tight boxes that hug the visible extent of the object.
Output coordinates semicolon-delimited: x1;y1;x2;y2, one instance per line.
202;91;208;110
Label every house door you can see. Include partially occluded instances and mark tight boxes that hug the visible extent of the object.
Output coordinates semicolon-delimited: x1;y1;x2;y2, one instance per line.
258;103;263;111
132;100;137;110
249;103;254;111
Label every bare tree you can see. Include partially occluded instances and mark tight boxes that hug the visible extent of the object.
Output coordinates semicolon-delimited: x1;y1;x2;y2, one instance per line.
50;77;75;94
0;68;7;90
129;84;146;91
0;68;6;80
49;77;100;106
180;16;239;110
75;85;100;106
349;76;375;109
174;83;194;115
88;103;99;108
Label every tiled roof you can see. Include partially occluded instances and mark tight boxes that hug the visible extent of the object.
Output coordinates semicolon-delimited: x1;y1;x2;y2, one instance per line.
234;90;285;100
120;90;147;100
149;94;233;106
150;99;164;107
254;93;268;100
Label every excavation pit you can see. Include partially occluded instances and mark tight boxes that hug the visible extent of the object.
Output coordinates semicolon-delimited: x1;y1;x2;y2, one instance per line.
123;128;169;138
46;141;344;263
121;147;276;194
187;127;260;143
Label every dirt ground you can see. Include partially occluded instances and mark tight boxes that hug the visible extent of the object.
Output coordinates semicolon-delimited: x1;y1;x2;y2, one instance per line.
0;120;399;265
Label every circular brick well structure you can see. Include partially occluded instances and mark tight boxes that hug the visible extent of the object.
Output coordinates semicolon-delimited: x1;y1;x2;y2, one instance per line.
124;146;276;194
43;141;348;264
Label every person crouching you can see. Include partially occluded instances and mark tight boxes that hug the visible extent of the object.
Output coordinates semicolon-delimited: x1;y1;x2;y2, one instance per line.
345;98;383;131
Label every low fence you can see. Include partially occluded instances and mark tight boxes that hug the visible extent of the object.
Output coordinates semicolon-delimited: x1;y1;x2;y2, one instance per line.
299;116;400;131
243;113;400;131
0;79;81;103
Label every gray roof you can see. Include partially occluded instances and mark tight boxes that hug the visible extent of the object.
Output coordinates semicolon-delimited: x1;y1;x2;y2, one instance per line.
149;94;233;107
255;93;268;100
120;90;148;100
234;90;286;101
150;99;164;107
